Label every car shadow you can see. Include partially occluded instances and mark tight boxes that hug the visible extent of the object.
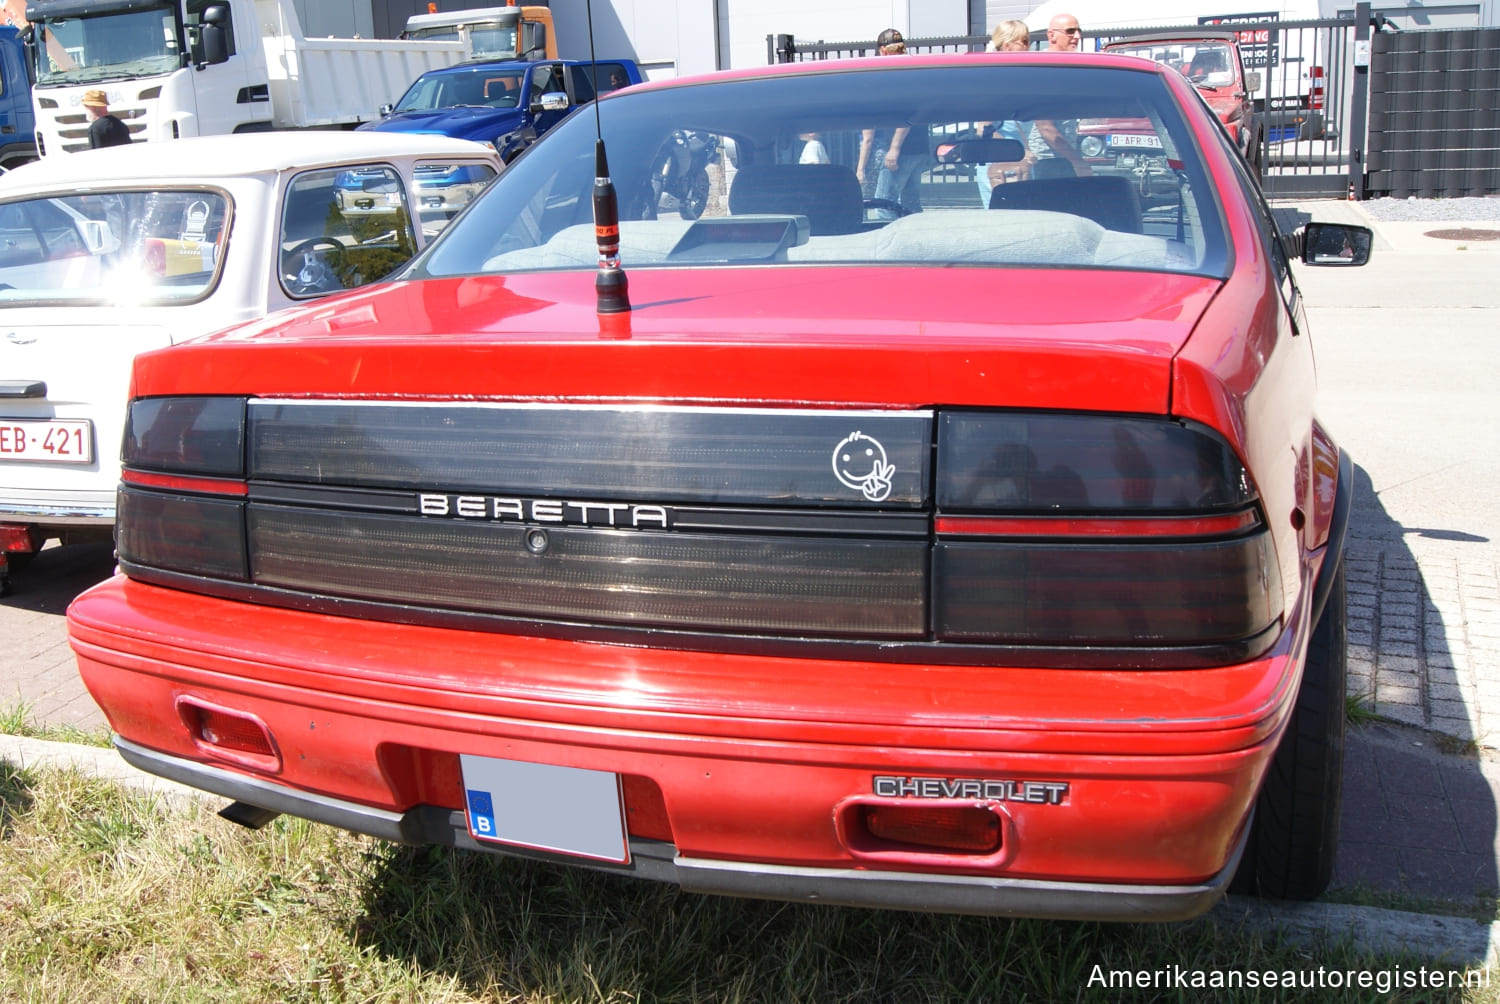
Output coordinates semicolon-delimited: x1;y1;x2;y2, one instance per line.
1332;460;1499;928
0;540;116;615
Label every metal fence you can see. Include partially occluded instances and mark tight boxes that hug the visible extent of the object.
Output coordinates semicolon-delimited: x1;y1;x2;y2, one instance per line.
769;5;1377;201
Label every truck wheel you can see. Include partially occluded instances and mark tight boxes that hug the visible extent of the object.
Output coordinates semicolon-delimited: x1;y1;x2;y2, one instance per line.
1230;562;1346;900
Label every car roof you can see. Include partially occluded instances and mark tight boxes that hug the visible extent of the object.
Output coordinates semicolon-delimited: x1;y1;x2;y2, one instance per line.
1104;30;1242;46
620;51;1166;98
0;133;497;193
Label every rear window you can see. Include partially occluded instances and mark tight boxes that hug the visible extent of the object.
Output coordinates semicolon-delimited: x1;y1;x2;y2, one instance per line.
420;62;1230;279
0;189;230;306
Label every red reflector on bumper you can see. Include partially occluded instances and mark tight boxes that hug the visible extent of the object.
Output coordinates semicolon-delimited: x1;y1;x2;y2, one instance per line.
177;698;280;770
862;803;1003;854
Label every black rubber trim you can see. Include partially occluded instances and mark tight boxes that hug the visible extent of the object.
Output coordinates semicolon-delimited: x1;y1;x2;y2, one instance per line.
119;560;1282;670
1308;448;1353;628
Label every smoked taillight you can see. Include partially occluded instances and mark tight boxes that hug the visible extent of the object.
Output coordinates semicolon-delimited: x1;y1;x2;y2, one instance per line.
932;412;1281;648
115;398;1282;660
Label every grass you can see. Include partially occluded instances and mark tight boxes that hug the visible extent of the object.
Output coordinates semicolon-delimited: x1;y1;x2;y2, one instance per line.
1322;882;1500;925
0;701;112;748
1345;691;1382;727
0;762;1494;1003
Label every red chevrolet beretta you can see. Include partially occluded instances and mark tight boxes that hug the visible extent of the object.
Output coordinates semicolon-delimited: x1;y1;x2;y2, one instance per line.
68;52;1372;922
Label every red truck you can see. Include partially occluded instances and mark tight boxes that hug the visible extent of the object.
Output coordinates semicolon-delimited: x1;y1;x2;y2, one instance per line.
1080;30;1263;188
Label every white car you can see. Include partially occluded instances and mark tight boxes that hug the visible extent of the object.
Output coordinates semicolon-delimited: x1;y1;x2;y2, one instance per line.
0;132;500;594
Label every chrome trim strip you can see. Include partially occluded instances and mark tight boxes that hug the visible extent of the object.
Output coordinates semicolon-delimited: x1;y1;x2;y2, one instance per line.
115;737;1237;922
0;504;114;523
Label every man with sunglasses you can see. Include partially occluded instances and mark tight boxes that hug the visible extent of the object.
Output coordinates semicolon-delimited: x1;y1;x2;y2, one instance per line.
856;28;932;215
1029;13;1092;178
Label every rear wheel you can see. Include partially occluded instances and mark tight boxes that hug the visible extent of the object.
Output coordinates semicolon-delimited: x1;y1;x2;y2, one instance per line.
1231;562;1346;900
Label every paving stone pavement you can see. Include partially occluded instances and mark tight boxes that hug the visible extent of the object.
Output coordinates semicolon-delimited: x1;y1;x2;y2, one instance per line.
2;199;1498;923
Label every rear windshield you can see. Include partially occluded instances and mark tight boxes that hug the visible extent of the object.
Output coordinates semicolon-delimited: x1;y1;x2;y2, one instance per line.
420;62;1230;279
0;189;229;306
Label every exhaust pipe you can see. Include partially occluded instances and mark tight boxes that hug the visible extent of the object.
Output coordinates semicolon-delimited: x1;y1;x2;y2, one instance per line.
218;800;282;830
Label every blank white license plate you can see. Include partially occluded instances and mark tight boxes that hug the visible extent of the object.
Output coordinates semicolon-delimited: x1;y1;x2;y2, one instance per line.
0;419;93;463
1109;133;1163;149
460;754;629;863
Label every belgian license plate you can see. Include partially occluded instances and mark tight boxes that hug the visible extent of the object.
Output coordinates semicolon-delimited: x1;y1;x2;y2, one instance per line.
1109;133;1163;149
0;419;93;463
459;754;629;863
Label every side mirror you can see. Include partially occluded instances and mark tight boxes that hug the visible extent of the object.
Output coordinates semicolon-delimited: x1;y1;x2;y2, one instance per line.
380;103;394;117
531;92;570;114
1285;222;1373;266
201;17;229;66
1244;70;1261;93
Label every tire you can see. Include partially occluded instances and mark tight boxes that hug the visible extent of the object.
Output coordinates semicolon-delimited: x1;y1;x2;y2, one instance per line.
1230;561;1346;900
680;170;710;221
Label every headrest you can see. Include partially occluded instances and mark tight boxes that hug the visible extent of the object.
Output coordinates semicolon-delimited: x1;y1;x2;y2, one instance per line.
989;175;1144;234
729;163;864;236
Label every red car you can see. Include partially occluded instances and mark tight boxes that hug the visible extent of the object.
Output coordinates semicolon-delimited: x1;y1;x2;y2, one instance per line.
1082;31;1263;189
69;52;1371;922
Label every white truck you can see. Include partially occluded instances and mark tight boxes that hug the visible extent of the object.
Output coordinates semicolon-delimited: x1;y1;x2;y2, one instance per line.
25;0;468;156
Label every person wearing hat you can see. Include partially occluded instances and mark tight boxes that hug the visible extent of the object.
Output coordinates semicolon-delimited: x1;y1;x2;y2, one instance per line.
855;28;931;215
83;89;132;149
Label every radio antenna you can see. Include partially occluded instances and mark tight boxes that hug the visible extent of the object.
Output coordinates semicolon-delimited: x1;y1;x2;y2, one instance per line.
587;0;630;313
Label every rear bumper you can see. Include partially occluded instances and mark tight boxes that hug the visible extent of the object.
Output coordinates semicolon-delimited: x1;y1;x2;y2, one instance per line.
71;575;1310;922
0;490;115;526
118;734;1244;922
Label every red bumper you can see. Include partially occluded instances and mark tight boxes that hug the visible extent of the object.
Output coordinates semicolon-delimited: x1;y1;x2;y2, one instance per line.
69;574;1308;921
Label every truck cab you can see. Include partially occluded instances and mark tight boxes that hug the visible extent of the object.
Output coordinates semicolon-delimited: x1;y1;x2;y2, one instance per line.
0;26;36;170
363;57;641;164
24;0;464;155
402;4;558;61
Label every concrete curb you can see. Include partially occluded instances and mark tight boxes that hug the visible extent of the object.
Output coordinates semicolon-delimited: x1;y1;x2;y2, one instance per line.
3;733;1497;968
1208;899;1498;970
0;733;209;809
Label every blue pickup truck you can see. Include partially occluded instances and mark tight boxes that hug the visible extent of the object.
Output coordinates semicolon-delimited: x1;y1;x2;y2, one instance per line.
361;58;642;164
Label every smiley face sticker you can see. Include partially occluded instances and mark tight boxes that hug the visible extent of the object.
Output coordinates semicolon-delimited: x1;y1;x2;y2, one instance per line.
832;431;895;502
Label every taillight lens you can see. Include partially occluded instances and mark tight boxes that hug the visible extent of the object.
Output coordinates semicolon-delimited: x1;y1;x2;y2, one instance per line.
932;412;1280;648
123;396;245;476
115;398;1282;660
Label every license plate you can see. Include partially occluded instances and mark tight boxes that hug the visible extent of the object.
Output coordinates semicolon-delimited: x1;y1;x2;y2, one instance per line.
0;419;93;463
1108;133;1163;149
460;754;629;863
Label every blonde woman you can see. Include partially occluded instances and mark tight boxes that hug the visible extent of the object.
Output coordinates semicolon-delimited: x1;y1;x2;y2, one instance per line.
977;21;1034;205
989;19;1030;52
